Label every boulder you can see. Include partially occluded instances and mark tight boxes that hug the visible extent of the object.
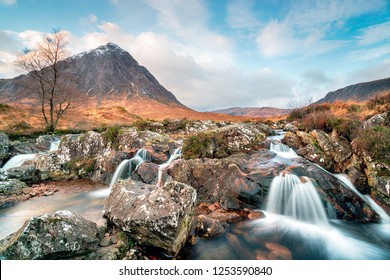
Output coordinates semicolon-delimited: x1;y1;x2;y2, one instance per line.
103;179;196;256
5;165;40;183
131;161;159;184
363;113;388;129
0;179;27;195
168;153;271;209
0;210;100;259
182;123;268;159
284;123;298;132
0;132;9;165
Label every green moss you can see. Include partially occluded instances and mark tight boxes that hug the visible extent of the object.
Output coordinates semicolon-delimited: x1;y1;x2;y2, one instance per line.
182;132;230;159
102;125;121;148
66;157;96;174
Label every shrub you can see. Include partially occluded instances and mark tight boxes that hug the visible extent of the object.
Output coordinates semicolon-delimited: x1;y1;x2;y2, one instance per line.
182;132;230;159
102;125;121;147
332;118;362;141
162;118;191;132
354;126;390;164
287;103;331;122
347;104;361;113
130;119;156;131
300;111;334;132
367;93;390;111
7;121;32;131
0;103;11;112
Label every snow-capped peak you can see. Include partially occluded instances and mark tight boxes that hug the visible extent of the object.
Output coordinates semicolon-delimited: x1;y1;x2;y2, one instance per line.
67;42;128;60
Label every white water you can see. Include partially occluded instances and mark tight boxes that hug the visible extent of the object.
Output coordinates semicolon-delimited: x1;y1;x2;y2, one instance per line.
49;140;60;151
108;148;151;189
157;147;182;187
334;173;390;223
266;173;329;226
269;141;298;159
2;154;36;170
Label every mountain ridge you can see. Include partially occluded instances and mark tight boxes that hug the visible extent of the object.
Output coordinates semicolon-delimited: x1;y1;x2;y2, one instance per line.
315;77;390;104
0;42;184;107
211;106;291;118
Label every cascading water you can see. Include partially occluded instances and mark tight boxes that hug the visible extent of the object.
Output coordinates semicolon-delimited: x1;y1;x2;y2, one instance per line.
266;172;329;226
109;148;151;189
49;140;60;152
157;147;182;187
2;154;36;170
334;173;390;223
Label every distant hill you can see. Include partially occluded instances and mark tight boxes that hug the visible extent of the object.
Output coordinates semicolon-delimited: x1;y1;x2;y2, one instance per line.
211;107;291;118
315;77;390;103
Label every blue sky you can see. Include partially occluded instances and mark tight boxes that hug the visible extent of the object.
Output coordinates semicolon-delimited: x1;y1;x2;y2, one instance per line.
1;0;390;110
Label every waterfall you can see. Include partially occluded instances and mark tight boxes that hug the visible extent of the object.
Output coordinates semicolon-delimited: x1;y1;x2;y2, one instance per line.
334;174;390;223
157;147;182;187
269;141;297;158
49;140;60;151
2;154;36;170
266;172;329;226
108;148;151;189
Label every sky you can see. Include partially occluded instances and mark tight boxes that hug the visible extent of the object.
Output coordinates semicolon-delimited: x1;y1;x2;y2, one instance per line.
1;0;390;111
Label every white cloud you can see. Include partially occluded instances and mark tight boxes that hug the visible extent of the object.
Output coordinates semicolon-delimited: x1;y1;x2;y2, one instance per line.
0;0;16;5
349;45;390;61
227;0;261;29
256;0;387;58
356;21;390;45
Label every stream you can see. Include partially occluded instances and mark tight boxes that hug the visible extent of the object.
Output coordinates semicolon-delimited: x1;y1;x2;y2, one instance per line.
0;134;389;259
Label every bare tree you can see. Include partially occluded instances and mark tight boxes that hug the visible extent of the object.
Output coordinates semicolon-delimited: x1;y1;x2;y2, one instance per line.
286;96;314;110
16;28;78;133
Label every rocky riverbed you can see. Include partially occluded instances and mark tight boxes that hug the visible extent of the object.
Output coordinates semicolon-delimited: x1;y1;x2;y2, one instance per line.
0;119;389;259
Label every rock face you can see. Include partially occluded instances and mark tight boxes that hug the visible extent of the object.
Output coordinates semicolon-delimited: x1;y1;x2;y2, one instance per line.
0;132;9;165
103;179;196;256
363;112;389;128
182;123;269;159
0;210;100;259
168;153;276;210
282;129;352;172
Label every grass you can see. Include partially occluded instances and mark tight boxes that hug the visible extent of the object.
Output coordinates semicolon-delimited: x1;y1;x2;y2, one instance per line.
354;126;390;164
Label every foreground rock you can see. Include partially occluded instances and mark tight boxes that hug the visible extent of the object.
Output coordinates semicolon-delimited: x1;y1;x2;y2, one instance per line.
0;132;9;165
0;210;100;259
103;179;196;256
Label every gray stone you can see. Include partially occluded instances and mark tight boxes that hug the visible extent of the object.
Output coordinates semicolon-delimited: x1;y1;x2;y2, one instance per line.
0;132;9;165
103;179;196;256
0;210;100;260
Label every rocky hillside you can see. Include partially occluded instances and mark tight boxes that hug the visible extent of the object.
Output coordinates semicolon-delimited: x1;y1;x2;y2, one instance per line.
315;77;390;103
212;107;291;118
0;43;183;107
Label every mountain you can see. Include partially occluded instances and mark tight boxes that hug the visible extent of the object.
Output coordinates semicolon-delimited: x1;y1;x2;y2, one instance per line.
315;77;390;104
0;43;252;128
211;107;291;118
0;42;182;106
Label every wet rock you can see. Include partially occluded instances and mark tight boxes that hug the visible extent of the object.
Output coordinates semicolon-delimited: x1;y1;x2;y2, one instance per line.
0;179;27;195
103;179;196;256
5;165;40;183
36;135;59;151
99;236;111;247
0;210;100;259
196;215;225;238
265;242;292;260
168;154;267;210
289;157;379;222
281;132;302;148
347;166;370;194
131;161;159;184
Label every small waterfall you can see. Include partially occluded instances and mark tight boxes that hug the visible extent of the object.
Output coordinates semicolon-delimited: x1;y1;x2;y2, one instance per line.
334;174;390;223
266;172;329;226
157;147;182;187
108;148;151;189
49;140;60;151
269;141;297;158
2;154;36;170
